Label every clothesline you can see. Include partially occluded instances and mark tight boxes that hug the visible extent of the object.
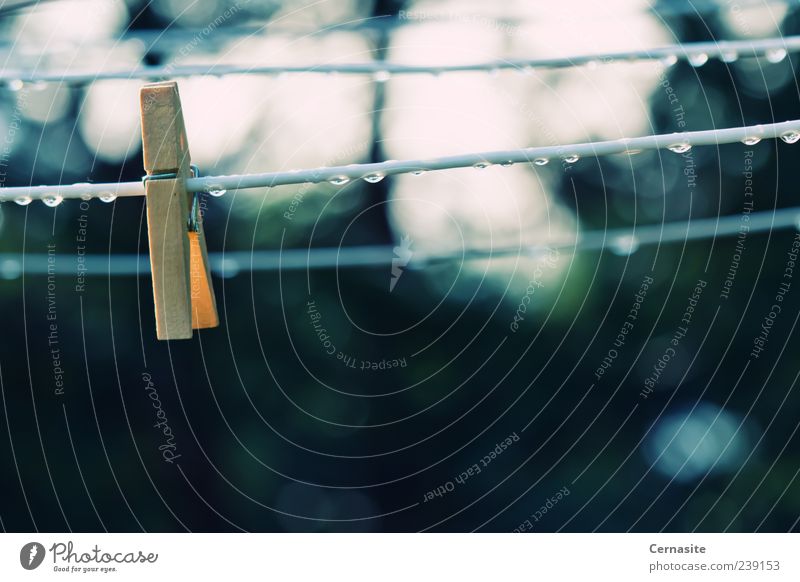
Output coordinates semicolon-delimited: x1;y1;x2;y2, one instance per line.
0;119;797;205
2;34;799;88
1;206;795;277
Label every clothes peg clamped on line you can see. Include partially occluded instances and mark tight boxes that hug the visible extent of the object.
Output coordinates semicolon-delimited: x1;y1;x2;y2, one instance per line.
139;81;218;340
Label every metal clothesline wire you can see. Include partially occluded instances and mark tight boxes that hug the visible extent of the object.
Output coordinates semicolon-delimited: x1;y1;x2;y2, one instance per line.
2;34;800;87
0;119;798;203
1;206;797;277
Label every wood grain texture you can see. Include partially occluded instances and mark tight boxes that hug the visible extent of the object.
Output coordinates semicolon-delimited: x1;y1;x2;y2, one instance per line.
140;82;191;175
144;177;192;339
140;81;218;340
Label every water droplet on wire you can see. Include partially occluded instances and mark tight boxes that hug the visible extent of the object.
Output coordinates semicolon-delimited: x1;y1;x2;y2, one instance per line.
660;54;678;67
42;194;63;207
720;50;739;63
741;136;761;146
7;79;23;91
219;258;240;279
328;175;350;186
563;154;580;164
766;48;787;63
206;185;227;197
533;157;549;166
668;142;692;154
779;130;800;144
500;160;515;167
14;196;32;206
99;192;117;203
373;70;391;83
473;161;491;169
0;258;21;280
363;173;385;183
411;169;427;176
611;235;640;256
688;53;709;67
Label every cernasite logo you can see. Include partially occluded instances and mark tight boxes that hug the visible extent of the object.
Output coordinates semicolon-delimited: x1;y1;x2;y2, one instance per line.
20;542;46;570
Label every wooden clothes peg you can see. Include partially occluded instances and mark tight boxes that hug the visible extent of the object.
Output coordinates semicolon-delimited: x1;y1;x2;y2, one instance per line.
139;81;218;340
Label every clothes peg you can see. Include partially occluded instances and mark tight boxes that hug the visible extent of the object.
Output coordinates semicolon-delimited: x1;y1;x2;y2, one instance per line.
139;81;218;340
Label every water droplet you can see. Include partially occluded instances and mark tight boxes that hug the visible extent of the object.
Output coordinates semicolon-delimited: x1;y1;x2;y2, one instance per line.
363;172;385;183
411;169;427;176
563;154;580;164
500;160;515;167
328;175;350;186
488;67;501;78
14;195;32;206
611;235;640;256
720;50;739;63
766;48;787;63
7;79;24;91
30;80;49;92
624;149;643;156
373;70;391;83
688;53;709;67
206;185;227;197
473;161;492;169
42;194;63;207
71;183;92;200
668;142;692;154
533;157;549;166
519;65;535;76
219;257;240;279
585;60;599;70
780;130;800;144
0;258;22;280
660;54;678;67
99;192;117;203
741;136;761;146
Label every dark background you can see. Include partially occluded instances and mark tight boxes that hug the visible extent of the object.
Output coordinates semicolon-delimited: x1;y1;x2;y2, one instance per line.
0;0;799;532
